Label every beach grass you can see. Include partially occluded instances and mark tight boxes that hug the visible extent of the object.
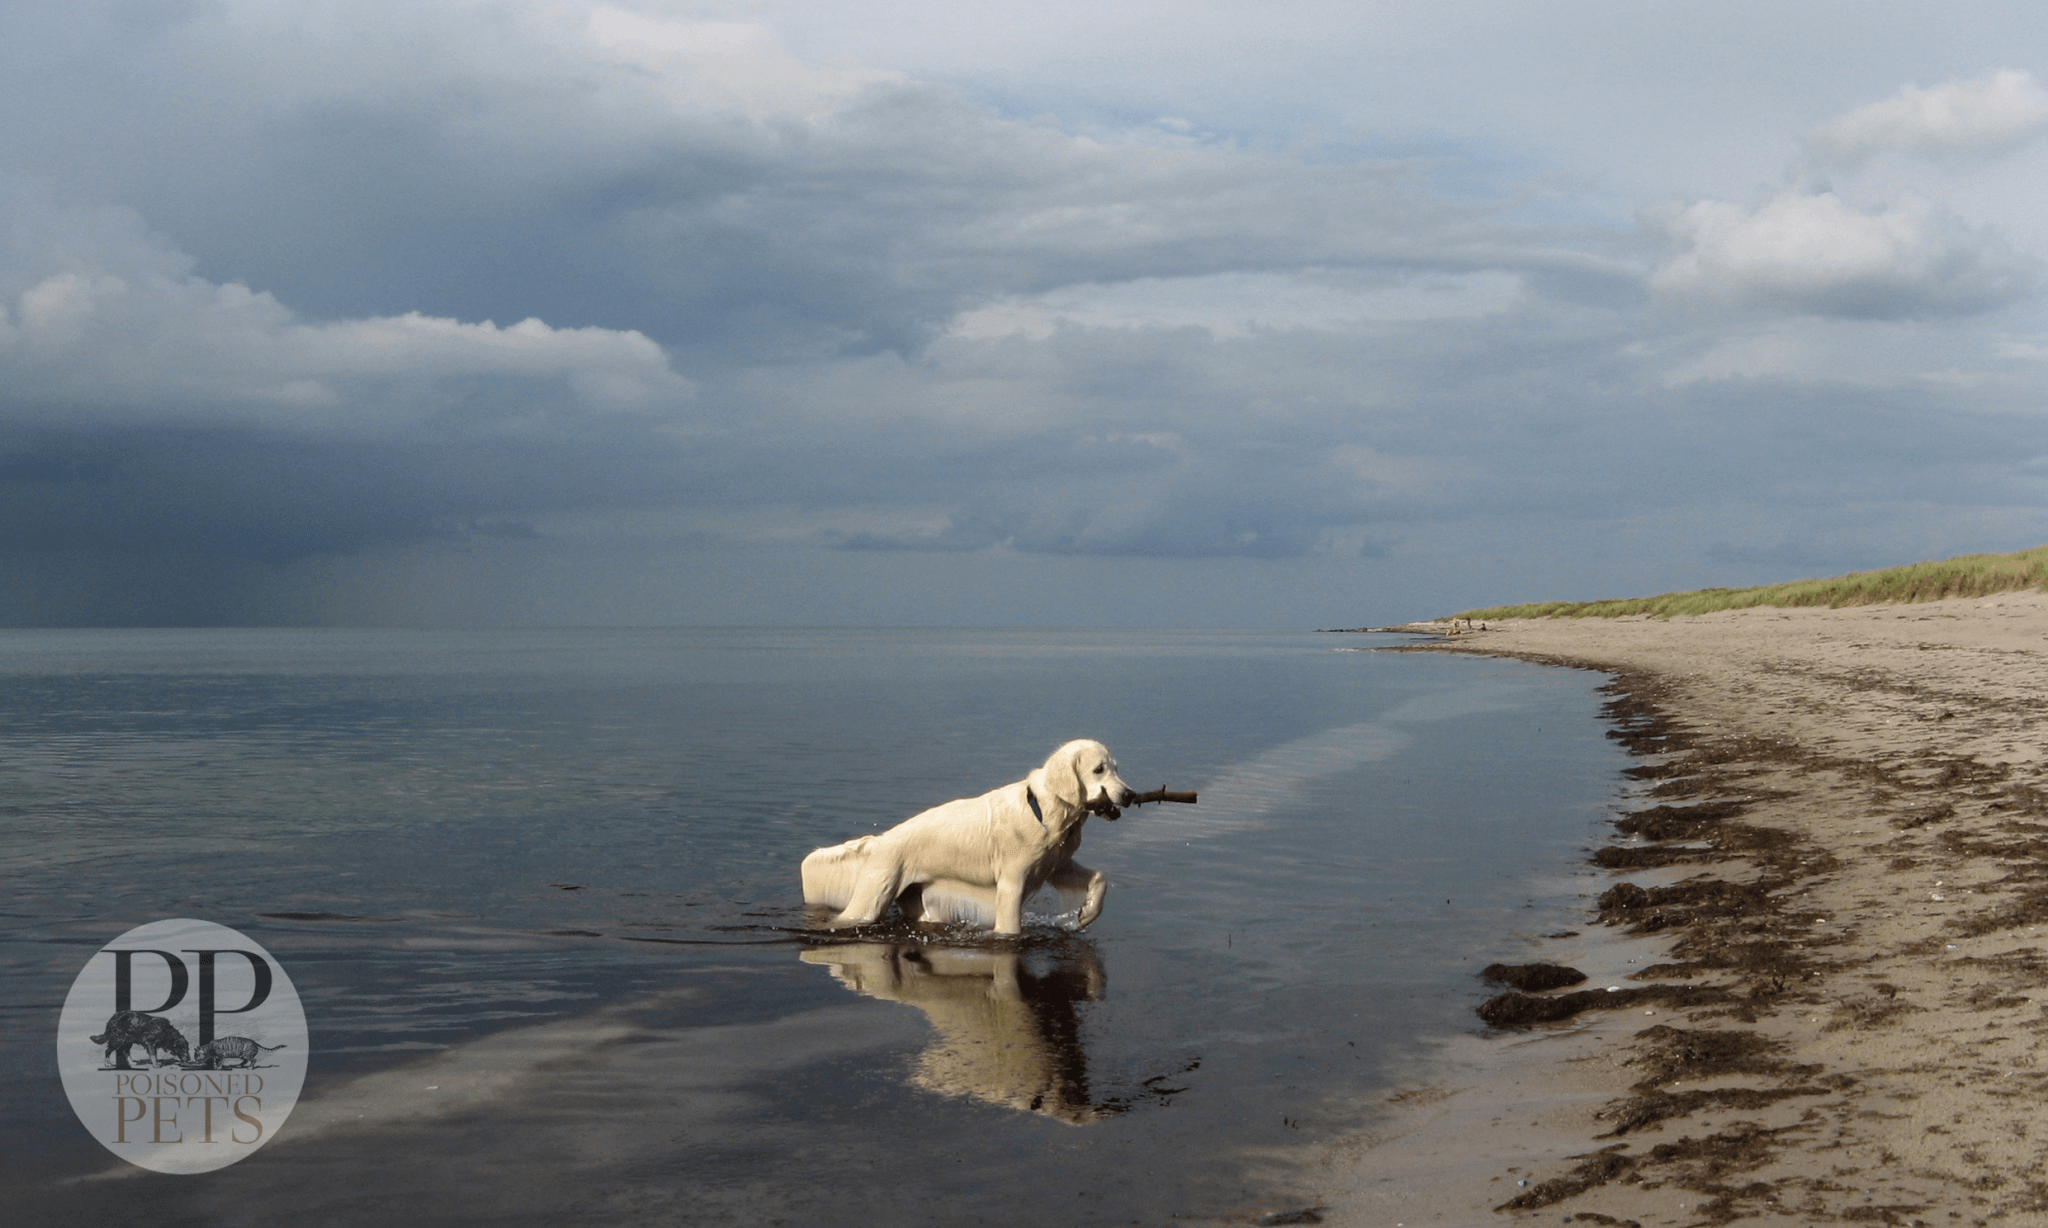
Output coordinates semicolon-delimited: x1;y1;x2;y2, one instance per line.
1454;544;2048;620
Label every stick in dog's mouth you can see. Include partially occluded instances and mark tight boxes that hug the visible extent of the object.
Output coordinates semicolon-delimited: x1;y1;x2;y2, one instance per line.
1086;787;1197;820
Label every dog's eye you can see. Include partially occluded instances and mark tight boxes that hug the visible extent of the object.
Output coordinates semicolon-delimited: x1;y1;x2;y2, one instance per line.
1093;766;1104;774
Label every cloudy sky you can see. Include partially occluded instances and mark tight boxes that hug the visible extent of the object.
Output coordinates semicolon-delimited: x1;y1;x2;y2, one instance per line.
4;1;2048;626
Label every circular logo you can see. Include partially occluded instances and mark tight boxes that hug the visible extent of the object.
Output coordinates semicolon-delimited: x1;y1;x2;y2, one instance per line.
56;918;308;1174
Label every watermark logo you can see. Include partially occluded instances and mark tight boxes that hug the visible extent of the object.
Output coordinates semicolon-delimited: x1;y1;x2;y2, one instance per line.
57;918;308;1174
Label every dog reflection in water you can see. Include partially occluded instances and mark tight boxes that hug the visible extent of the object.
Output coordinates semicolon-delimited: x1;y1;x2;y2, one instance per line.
800;940;1109;1124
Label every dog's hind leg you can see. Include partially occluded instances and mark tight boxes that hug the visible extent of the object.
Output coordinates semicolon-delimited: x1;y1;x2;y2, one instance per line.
903;878;998;928
827;862;904;928
800;838;874;910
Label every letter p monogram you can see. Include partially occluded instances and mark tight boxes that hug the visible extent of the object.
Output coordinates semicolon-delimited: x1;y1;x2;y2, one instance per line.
182;950;273;1046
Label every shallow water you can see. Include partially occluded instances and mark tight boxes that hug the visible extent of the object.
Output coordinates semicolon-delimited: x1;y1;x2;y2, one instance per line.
0;627;1627;1225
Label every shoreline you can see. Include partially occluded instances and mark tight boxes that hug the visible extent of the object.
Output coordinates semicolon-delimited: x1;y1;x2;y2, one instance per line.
1308;594;2048;1226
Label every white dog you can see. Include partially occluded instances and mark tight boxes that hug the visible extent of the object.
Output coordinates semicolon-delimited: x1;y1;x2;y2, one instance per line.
801;739;1135;934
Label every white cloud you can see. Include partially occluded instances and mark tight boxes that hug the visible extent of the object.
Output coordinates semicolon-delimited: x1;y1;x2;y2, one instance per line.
0;188;695;426
1649;190;2036;318
581;5;900;118
947;270;1525;339
1802;69;2048;174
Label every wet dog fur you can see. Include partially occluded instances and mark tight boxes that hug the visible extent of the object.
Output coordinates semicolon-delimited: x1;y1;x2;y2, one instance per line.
801;740;1135;935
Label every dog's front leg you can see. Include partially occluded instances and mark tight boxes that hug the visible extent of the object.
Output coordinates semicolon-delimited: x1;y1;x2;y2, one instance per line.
1049;861;1108;930
993;874;1028;935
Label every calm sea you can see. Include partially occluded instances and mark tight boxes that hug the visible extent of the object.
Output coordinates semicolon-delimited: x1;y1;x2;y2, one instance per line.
0;627;1626;1225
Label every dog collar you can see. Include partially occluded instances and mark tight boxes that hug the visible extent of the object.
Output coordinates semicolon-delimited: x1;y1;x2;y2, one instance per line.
1026;787;1044;825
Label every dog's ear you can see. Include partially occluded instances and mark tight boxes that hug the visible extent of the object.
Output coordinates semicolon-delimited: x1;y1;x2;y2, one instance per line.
1041;741;1089;812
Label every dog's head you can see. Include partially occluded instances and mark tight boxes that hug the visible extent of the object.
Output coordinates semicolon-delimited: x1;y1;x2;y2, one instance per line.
1037;739;1134;817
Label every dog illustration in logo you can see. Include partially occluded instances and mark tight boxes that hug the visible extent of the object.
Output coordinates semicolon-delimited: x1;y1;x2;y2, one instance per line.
188;1036;287;1070
90;1011;192;1069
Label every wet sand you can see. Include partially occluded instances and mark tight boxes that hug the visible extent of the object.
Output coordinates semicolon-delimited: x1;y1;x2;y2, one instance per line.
1311;594;2048;1226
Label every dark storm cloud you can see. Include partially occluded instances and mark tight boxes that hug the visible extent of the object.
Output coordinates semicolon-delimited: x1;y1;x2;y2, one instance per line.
0;421;677;565
1;3;2046;625
161;89;1532;365
708;306;2048;563
0;3;1624;364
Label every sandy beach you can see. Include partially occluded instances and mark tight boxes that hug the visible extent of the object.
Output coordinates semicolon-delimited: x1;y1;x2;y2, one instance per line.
1308;593;2048;1226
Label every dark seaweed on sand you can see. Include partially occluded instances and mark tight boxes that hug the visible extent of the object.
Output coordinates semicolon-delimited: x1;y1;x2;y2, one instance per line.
1479;961;1587;992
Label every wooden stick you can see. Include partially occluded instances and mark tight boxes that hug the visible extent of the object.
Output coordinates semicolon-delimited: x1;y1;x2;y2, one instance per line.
1128;787;1197;806
1087;786;1197;819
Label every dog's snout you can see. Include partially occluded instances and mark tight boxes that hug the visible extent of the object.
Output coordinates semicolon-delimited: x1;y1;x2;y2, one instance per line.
1116;786;1135;805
